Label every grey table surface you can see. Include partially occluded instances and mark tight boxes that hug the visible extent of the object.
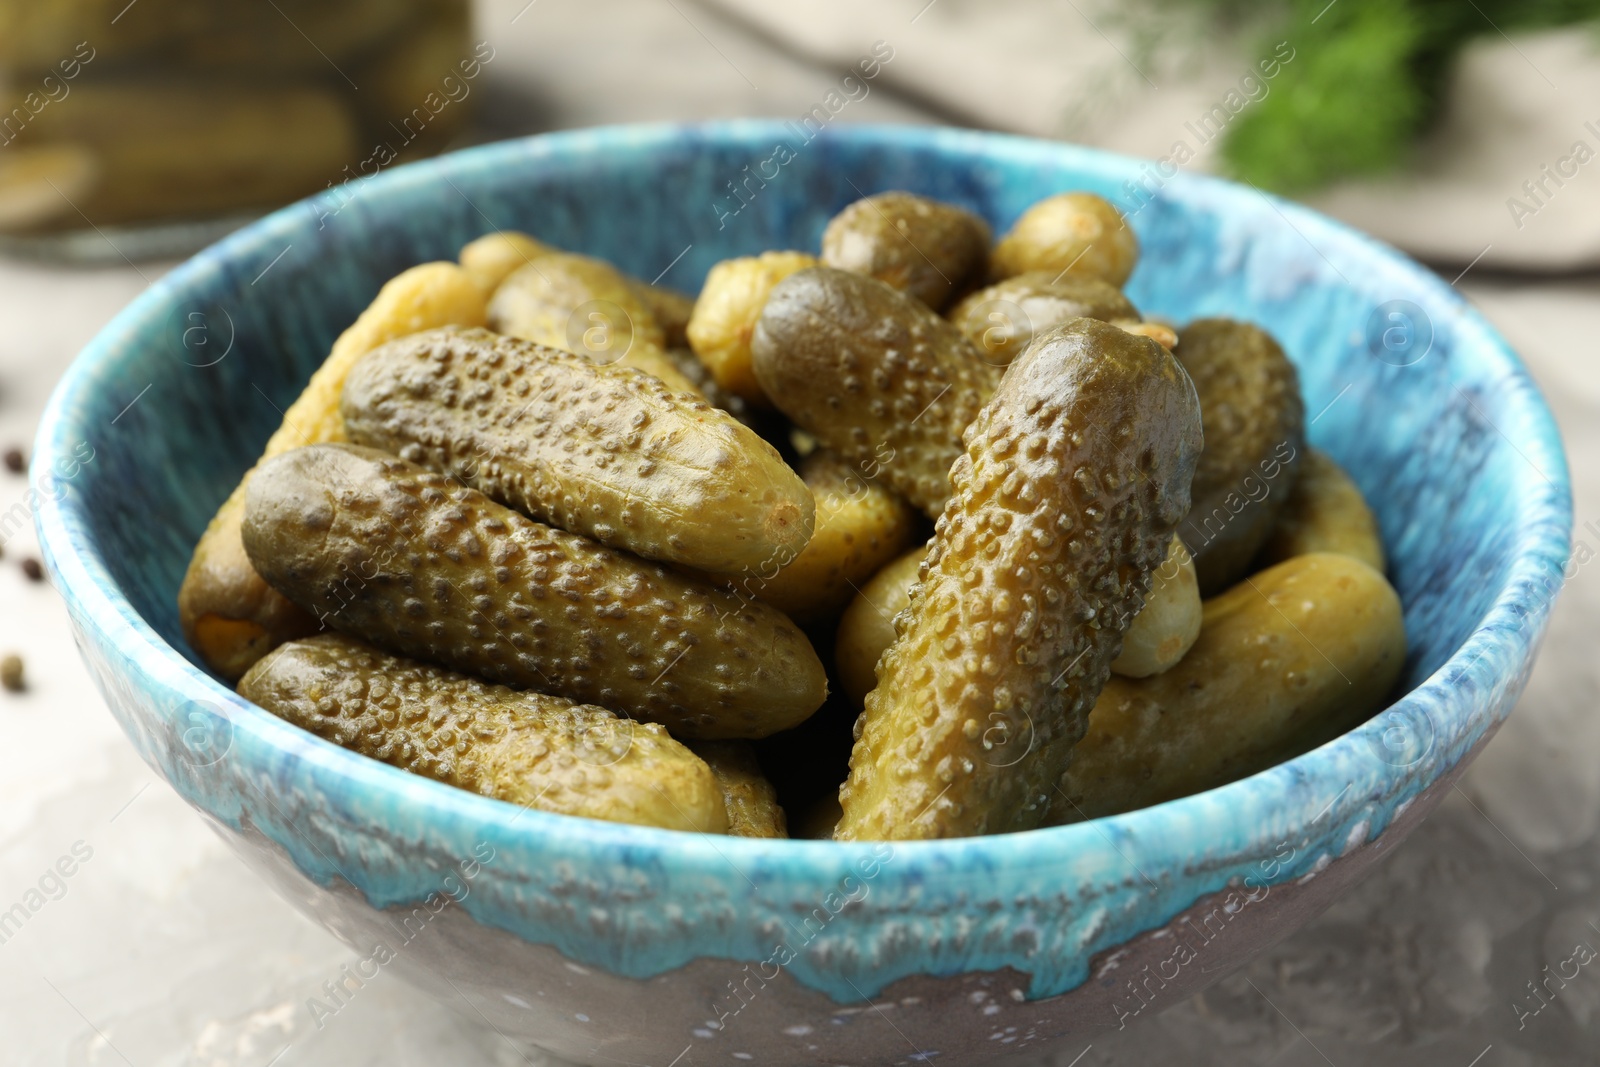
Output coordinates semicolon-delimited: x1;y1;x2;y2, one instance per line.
1;3;1597;1065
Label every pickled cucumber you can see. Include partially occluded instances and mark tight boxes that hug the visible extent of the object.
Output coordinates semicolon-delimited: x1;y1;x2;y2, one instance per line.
1116;321;1179;350
834;515;1201;699
686;251;818;406
1259;448;1386;574
751;267;1002;517
0;0;175;66
353;2;474;160
241;634;728;833
0;82;359;232
459;230;553;293
834;547;926;708
1110;535;1201;678
241;443;828;739
687;740;788;838
751;450;919;625
834;533;1197;695
489;250;664;349
1050;553;1405;823
179;261;488;681
948;272;1138;365
340;327;814;575
462;230;693;348
820;191;991;310
989;192;1138;288
1174;318;1306;595
835;317;1203;840
486;251;701;396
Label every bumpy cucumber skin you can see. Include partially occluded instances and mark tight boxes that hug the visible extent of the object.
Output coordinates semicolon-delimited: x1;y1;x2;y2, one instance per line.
687;740;788;838
178;261;487;681
751;267;1002;517
241;634;729;833
340;327;814;576
1050;553;1405;823
820;191;991;311
660;346;760;427
241;443;828;739
835;318;1203;840
1174;317;1305;595
949;272;1139;366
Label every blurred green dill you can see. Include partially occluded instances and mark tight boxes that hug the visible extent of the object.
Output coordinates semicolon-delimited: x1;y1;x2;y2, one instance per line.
1131;0;1600;192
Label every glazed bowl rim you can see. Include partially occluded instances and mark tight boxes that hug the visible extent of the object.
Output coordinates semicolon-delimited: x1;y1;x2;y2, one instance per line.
33;120;1572;874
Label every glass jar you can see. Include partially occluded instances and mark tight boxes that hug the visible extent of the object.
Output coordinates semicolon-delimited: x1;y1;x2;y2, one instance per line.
0;0;478;260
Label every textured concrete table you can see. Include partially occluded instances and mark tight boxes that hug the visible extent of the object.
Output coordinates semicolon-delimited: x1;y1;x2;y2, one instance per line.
1;3;1596;1064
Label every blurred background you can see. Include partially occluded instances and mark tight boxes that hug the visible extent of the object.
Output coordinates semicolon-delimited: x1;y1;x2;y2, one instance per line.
1;1;1598;1064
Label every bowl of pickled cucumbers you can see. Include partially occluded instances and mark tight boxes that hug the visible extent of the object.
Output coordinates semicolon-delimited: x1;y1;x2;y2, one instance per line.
34;123;1570;1063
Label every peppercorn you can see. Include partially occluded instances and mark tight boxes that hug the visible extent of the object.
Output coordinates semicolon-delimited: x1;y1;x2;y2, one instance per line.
1;654;24;693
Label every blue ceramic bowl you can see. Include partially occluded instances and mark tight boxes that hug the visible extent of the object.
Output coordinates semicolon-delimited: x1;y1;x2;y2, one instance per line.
35;123;1570;1064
